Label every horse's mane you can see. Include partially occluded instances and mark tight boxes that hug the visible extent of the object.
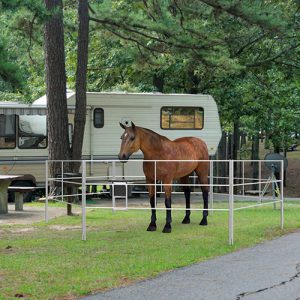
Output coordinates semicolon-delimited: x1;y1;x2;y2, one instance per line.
140;127;170;142
137;127;170;150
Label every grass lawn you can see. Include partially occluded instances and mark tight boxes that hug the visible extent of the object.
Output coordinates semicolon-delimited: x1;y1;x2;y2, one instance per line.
0;201;300;299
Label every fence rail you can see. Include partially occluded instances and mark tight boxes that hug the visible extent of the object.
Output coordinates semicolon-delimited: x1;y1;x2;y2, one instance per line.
45;159;284;245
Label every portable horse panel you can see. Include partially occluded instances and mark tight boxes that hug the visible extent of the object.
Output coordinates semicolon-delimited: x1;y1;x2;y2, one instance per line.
45;159;285;245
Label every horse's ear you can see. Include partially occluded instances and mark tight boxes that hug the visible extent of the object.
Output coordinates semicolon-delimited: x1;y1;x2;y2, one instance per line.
131;122;136;131
119;122;126;130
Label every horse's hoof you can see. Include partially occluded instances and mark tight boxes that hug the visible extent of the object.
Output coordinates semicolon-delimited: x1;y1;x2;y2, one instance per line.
199;219;208;226
162;224;171;233
182;217;190;224
147;223;157;231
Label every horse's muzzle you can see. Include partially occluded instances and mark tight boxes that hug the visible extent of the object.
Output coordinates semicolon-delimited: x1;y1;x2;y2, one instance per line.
118;153;130;162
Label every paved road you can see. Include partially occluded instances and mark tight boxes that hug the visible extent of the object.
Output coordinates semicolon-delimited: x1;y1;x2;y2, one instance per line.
83;231;300;300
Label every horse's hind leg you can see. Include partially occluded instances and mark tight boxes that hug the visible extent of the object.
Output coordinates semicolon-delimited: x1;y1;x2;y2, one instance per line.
199;187;208;226
146;178;157;231
180;176;191;224
195;164;209;226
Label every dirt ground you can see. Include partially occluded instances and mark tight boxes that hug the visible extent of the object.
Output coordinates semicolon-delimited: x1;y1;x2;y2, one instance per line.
0;204;85;227
0;205;67;225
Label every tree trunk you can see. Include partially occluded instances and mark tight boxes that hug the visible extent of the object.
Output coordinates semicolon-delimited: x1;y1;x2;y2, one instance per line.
251;133;260;189
44;0;70;182
72;0;89;164
68;0;90;214
233;120;240;193
274;146;280;153
217;131;227;193
240;132;246;147
233;121;240;161
227;132;233;159
186;66;200;94
153;73;164;92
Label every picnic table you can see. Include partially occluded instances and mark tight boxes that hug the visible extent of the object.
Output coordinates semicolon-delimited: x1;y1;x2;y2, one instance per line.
0;175;23;214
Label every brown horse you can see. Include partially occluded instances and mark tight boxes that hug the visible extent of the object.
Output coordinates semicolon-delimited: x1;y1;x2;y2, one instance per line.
118;122;209;233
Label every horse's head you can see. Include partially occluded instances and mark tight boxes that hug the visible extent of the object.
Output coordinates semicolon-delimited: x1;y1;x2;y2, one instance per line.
118;122;140;161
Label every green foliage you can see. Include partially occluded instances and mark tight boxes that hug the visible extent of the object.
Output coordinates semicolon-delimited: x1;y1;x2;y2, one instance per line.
0;0;46;100
89;0;299;70
239;69;300;150
0;39;24;91
0;0;299;149
209;66;300;150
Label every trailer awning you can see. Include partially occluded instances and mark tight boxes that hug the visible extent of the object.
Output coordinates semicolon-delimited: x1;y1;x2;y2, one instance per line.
0;107;48;115
0;100;47;115
0;106;78;115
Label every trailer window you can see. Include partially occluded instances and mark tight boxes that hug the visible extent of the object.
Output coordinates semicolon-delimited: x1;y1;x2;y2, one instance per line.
18;115;47;149
161;107;204;129
94;108;104;128
0;115;16;149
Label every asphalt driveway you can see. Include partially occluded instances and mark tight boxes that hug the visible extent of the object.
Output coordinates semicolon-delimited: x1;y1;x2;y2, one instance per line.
83;230;300;300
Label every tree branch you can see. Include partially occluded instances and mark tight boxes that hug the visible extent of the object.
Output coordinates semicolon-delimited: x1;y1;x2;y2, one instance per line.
234;32;267;57
100;24;170;54
89;16;213;51
246;43;300;67
278;61;300;69
28;13;38;65
198;0;286;33
88;3;96;15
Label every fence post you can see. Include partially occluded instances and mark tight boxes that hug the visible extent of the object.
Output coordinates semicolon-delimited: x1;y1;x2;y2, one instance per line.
209;160;214;216
81;160;87;241
45;160;49;223
280;160;284;229
242;160;245;197
259;160;262;200
154;160;157;207
112;161;116;213
229;160;234;245
61;161;64;202
272;164;277;210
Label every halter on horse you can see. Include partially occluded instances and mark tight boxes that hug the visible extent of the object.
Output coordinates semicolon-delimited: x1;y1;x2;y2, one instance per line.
118;122;209;233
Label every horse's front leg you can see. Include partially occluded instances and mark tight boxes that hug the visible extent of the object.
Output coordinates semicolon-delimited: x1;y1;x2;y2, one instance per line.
163;183;172;233
146;179;157;231
196;168;209;226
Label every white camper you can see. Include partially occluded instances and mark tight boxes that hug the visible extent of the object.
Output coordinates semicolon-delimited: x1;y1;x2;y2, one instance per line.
0;92;222;189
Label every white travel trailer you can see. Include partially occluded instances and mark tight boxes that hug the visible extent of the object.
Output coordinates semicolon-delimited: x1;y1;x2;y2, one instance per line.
0;92;222;192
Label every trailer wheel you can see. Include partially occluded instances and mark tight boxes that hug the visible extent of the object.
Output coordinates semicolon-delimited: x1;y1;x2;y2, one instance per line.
8;180;35;203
